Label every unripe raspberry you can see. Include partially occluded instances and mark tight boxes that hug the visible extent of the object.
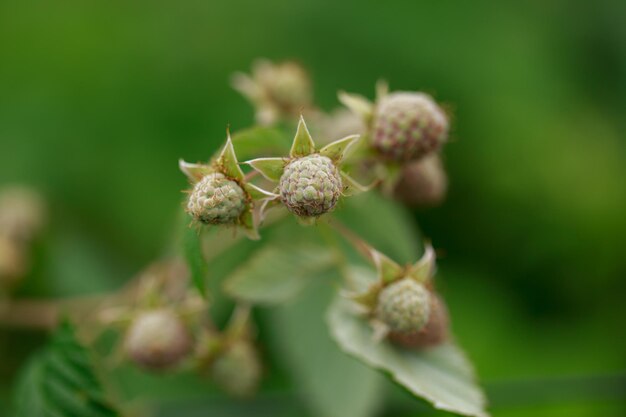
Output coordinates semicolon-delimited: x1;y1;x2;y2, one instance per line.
258;61;312;111
279;154;342;217
187;173;246;225
0;187;45;245
124;309;192;370
372;92;448;161
388;293;449;349
0;236;26;290
211;341;262;397
376;278;431;334
233;60;313;125
393;154;447;207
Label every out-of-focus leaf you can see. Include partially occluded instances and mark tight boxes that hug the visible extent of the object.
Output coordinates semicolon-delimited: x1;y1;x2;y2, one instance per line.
154;393;309;417
335;192;420;265
183;226;208;297
327;294;489;417
268;277;384;417
230;126;292;160
224;244;335;304
13;321;121;417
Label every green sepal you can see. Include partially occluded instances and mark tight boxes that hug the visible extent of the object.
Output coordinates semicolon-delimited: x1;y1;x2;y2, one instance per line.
257;195;281;222
289;116;316;158
345;281;383;311
319;134;361;164
243;183;277;201
338;91;374;120
407;243;436;284
375;79;389;100
239;210;260;241
179;159;212;183
217;135;245;181
341;171;374;197
245;157;286;182
371;248;403;283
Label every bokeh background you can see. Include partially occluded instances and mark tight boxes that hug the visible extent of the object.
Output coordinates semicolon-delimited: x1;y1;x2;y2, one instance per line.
1;1;625;416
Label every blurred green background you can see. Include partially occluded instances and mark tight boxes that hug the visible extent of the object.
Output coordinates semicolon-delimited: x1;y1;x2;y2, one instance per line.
1;1;625;416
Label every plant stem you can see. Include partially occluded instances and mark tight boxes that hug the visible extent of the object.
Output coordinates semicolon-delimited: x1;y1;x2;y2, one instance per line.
0;295;107;330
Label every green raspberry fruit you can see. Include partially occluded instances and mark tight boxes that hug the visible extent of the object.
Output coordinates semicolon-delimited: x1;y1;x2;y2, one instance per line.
211;341;262;397
372;92;448;162
388;293;449;349
125;309;192;370
187;173;246;225
259;61;312;110
279;154;342;217
0;186;45;245
0;236;26;290
376;278;431;334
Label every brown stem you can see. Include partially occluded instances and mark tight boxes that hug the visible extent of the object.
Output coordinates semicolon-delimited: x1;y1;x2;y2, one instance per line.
0;295;108;330
244;170;260;182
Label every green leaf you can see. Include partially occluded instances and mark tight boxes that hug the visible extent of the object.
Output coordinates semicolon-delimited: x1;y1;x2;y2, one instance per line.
13;321;121;417
335;192;420;265
327;295;489;417
224;244;335;304
290;116;316;158
268;277;384;417
183;225;208;297
230;125;292;160
245;157;285;182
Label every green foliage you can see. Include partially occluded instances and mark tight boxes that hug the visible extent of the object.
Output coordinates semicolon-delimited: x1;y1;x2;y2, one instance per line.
335;192;421;264
183;225;208;297
230;126;292;160
13;321;121;417
3;2;624;414
328;295;488;417
224;243;336;304
268;277;384;417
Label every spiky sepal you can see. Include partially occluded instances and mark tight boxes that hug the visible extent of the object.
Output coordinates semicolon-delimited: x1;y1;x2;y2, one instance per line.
180;133;275;239
246;116;365;221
